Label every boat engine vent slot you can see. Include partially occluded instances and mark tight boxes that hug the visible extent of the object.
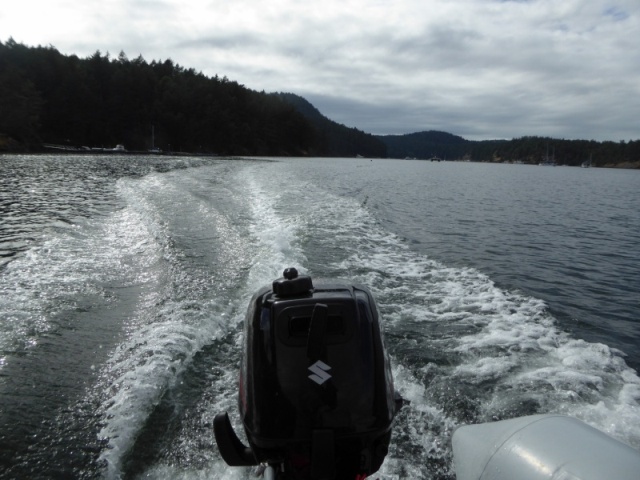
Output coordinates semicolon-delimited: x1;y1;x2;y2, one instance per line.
275;303;355;346
289;314;345;337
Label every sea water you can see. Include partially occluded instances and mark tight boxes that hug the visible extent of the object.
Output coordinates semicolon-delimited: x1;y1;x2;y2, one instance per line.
1;155;639;479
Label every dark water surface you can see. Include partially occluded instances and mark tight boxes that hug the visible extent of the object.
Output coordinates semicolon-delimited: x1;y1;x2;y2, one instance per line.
1;155;639;479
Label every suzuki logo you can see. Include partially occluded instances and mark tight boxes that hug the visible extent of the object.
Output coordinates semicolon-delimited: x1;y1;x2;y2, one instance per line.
308;360;332;385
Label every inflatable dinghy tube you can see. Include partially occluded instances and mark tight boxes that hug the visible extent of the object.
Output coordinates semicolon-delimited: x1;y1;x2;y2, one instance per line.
452;414;640;480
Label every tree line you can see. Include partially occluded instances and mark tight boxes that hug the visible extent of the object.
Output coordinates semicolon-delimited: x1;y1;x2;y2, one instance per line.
1;39;637;165
380;131;640;167
0;39;383;156
273;93;387;158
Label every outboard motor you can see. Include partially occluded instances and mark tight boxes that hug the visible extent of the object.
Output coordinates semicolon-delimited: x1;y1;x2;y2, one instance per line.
214;268;402;479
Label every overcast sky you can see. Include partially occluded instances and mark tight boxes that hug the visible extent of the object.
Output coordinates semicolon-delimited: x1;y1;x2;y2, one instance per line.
2;0;639;141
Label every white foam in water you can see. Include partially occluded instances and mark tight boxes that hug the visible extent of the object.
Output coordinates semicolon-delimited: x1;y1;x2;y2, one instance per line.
95;162;640;478
96;168;318;479
364;227;638;443
275;177;640;474
242;171;309;290
95;173;247;478
0;203;155;365
505;338;640;447
122;165;361;479
98;307;228;479
141;462;251;480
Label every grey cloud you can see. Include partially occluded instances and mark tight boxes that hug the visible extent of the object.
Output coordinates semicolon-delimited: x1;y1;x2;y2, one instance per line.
10;0;637;141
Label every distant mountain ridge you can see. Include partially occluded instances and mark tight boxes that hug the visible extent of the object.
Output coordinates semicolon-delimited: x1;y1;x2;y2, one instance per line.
1;39;638;166
375;132;640;167
378;131;468;159
274;93;387;158
275;92;639;167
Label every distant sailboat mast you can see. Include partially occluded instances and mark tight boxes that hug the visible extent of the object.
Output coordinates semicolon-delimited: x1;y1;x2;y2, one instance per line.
539;144;556;166
149;125;162;153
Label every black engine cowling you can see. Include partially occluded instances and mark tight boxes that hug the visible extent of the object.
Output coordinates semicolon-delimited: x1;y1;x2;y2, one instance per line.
214;268;401;479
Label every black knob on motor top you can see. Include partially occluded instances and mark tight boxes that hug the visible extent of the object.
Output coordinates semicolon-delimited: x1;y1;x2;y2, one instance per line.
283;267;298;280
272;268;313;296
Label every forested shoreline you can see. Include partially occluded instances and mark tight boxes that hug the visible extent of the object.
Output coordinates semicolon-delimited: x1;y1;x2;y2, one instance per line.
0;39;325;155
380;131;640;168
1;39;638;166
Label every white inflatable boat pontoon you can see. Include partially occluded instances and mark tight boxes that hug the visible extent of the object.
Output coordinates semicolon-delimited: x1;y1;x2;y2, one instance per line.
453;414;640;480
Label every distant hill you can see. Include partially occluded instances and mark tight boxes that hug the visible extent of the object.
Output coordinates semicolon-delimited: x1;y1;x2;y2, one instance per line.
376;131;639;167
275;93;387;158
378;131;468;159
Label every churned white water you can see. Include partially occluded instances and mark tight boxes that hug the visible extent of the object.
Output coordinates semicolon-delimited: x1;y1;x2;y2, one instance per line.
1;155;638;479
